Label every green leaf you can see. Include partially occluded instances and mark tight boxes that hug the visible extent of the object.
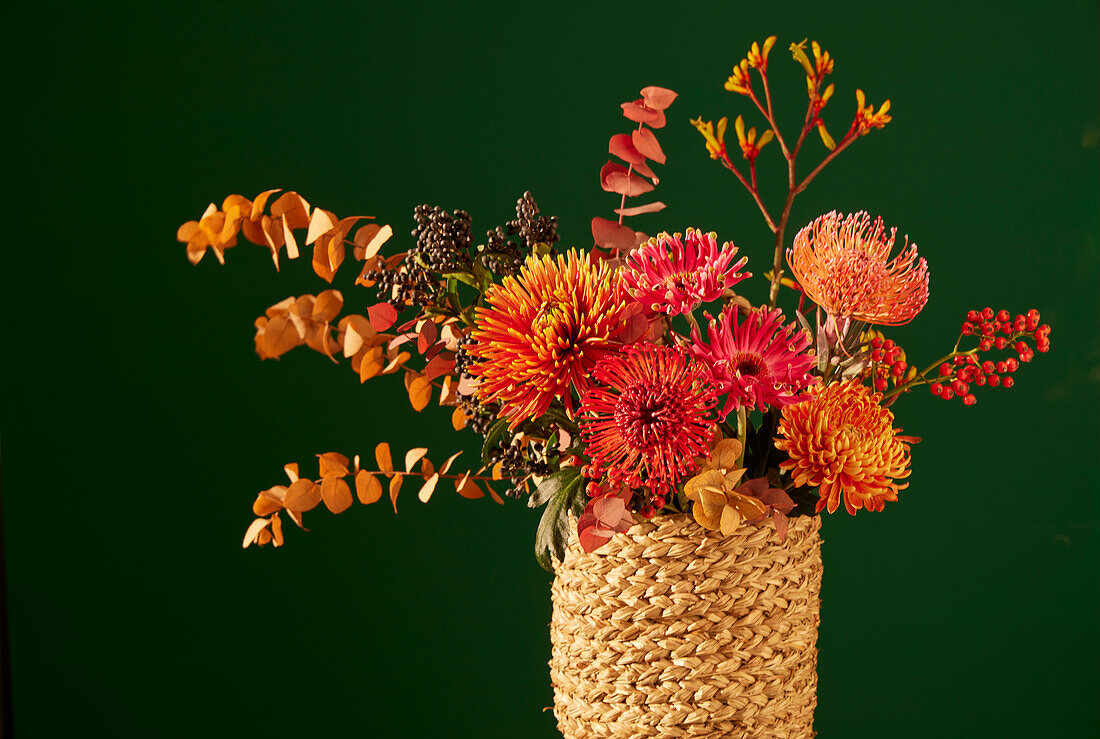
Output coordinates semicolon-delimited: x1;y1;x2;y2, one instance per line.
480;418;509;466
534;465;583;572
471;259;493;292
527;464;579;509
442;270;480;289
532;241;553;259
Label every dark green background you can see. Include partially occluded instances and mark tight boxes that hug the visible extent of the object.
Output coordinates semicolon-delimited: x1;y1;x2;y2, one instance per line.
3;1;1097;737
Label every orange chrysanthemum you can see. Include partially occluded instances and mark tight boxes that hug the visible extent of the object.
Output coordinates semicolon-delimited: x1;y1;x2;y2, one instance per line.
775;379;917;515
787;211;928;326
469;249;628;428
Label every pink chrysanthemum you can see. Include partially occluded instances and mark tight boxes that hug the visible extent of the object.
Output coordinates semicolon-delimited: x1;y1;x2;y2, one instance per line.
579;344;717;497
622;228;750;316
690;305;817;419
787;211;928;326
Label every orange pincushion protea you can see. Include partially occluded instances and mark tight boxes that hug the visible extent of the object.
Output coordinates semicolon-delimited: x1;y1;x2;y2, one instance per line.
775;379;917;514
469;249;629;428
787;211;928;326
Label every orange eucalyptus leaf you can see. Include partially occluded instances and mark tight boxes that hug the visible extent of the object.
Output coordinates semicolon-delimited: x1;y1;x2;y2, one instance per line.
321;475;354;514
420;457;434;476
356;470;382;504
488;488;505;505
312;238;337;283
270;513;284;546
312;290;343;323
359;346;385;382
284;463;300;483
284;479;322;512
439;375;457;405
354;223;392;260
491;462;504;481
383;350;411;375
285;508;306;530
438;451;463;476
451;406;468;430
418;473;441;503
318;452;350;477
292;294;315;318
404;447;428;473
456;476;484;500
306;208;336;245
408;375;432;411
250;188;281;220
266;296;295;318
282;217;299;260
253;487;285;516
243;518;271;549
375;443;394;475
262;316;301;359
389;473;403;513
270;192;312;230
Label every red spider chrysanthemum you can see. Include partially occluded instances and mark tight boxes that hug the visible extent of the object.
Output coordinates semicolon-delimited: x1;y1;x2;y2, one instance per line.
689;305;817;419
622;228;750;316
579;344;718;497
775;379;918;515
469;249;628;428
787;211;928;326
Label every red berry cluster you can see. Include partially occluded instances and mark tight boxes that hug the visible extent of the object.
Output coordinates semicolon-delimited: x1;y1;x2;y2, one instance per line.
577;458;666;518
867;335;909;392
931;308;1050;405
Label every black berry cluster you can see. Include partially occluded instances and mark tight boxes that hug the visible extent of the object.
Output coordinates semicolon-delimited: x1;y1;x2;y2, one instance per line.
478;192;559;275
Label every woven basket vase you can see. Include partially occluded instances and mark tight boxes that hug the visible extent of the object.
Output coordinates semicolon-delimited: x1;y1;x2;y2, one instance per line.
549;513;823;739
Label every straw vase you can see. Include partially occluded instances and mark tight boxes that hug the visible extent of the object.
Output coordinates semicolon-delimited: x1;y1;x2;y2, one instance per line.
549;513;823;738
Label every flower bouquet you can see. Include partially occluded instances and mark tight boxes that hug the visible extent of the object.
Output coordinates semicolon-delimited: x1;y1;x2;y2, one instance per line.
178;36;1051;738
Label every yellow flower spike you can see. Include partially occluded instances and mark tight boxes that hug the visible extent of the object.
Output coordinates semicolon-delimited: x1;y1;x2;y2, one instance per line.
757;129;774;149
854;90;893;135
763;35;778;61
724;59;753;95
817;121;836;150
790;39;815;78
821;83;835;105
734;115;747;146
690;117;727;159
811;41;834;77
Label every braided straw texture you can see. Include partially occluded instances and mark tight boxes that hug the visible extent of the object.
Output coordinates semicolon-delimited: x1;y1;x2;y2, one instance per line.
549;514;823;739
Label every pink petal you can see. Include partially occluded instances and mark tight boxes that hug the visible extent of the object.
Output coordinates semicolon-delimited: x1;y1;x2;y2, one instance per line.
592;217;638;251
640;86;678;110
614;201;666;217
609;134;646;166
621;99;662;125
604;171;655;197
632;128;666;164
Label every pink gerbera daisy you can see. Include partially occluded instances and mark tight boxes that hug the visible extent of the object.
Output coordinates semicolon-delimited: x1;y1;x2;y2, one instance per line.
622;228;750;316
690;305;816;419
579;344;717;498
